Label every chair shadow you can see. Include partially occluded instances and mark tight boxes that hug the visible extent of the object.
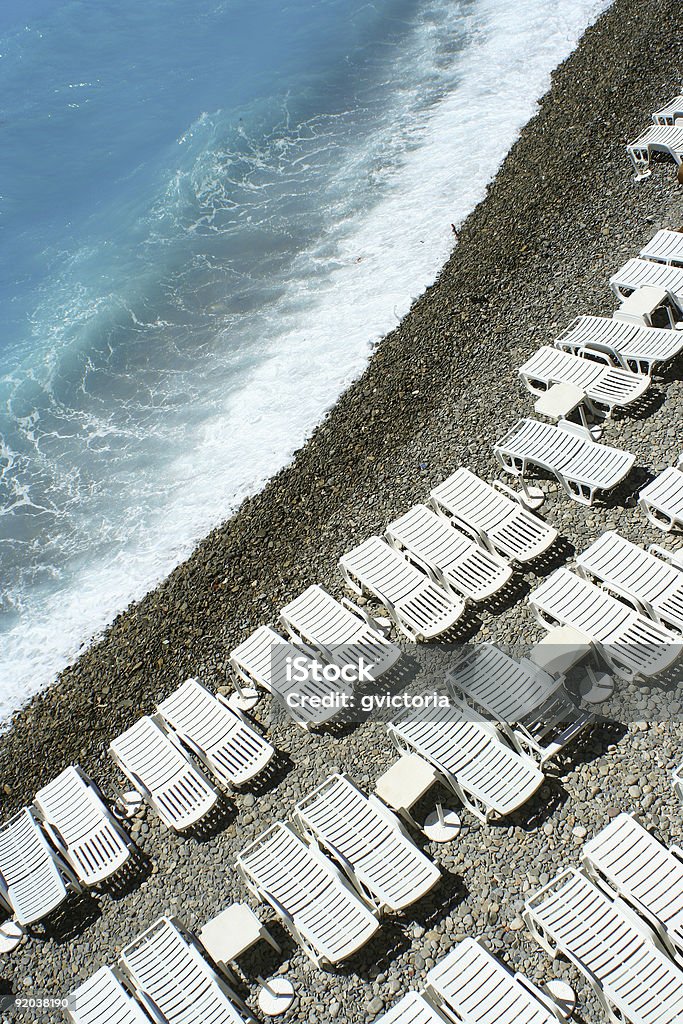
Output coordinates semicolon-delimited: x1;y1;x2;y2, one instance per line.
101;846;153;901
189;793;236;843
526;534;575;577
614;385;665;422
503;775;568;832
35;890;102;944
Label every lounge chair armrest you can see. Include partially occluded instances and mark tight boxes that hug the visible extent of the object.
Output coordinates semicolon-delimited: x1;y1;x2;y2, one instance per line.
576;343;617;366
513;973;565;1022
669;844;683;864
493;479;526;505
556;418;594;442
341;596;387;635
612;896;670;951
599;580;648;615
648;544;683;571
38;817;69;857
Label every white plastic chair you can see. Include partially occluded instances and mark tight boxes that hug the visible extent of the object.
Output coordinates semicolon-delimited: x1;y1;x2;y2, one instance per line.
426;936;565;1023
387;697;544;823
609;258;683;313
641;228;683;268
430;467;558;564
446;643;591;766
339;536;465;641
157;678;274;789
109;716;217;832
385;504;512;603
554;313;683;375
120;916;251;1024
229;624;353;728
293;773;440;913
639;455;683;532
279;584;401;680
518;346;650;417
0;806;81;926
525;868;683;1024
529;568;682;681
583;813;683;959
67;966;160;1024
494;418;635;506
626;124;683;179
576;531;683;634
236;821;379;967
34;765;131;887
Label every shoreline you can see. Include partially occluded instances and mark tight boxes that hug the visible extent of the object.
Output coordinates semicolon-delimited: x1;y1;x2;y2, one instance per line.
1;0;681;799
1;1;683;1017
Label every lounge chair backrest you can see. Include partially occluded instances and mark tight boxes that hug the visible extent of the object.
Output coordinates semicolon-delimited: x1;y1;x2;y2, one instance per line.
446;644;556;723
374;992;446;1024
610;258;683;310
426;937;560;1024
640;228;683;267
554;314;683;374
341;536;429;604
67;966;156;1024
0;807;72;924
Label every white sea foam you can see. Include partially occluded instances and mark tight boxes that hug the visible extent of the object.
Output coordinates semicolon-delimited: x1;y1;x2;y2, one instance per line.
0;0;609;723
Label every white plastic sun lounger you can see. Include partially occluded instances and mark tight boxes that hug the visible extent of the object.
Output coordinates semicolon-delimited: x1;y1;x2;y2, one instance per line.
67;966;160;1024
653;96;683;126
430;468;558;564
0;807;81;926
236;821;379;966
529;568;683;681
293;773;440;914
120;916;251;1024
33;765;131;887
374;992;446;1024
518;346;650;417
229;624;352;728
525;869;683;1024
340;536;465;641
446;644;591;767
554;313;683;375
279;584;401;681
385;504;512;603
576;531;683;634
639;455;683;532
425;937;564;1024
610;258;683;313
626;124;683;179
494;418;635;506
387;697;544;823
157;678;274;789
109;716;217;832
583;813;683;960
641;228;683;268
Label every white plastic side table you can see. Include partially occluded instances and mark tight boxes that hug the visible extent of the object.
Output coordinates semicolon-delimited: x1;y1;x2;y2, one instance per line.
534;382;601;439
199;903;281;978
542;978;576;1020
375;754;460;842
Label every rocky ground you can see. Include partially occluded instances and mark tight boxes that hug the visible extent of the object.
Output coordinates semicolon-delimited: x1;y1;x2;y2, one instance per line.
1;0;683;1020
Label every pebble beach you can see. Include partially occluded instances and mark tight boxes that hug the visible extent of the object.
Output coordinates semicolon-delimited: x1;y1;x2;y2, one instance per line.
1;0;683;1020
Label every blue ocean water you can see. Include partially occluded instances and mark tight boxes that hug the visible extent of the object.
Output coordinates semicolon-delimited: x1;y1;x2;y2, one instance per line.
0;0;608;720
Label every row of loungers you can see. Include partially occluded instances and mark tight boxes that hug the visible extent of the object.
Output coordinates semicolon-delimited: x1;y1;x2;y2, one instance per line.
627;94;683;178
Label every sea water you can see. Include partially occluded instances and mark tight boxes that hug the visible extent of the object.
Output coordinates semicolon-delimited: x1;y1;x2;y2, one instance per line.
0;0;608;722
